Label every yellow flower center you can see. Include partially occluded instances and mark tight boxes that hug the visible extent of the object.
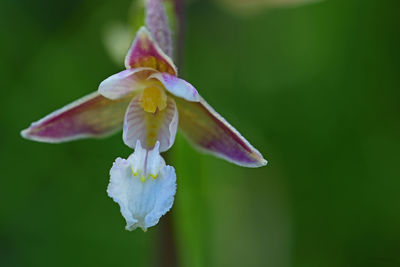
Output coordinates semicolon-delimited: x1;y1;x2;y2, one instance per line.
139;85;167;113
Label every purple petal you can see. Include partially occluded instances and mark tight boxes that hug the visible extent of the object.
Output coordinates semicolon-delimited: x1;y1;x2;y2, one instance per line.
175;96;267;167
149;73;200;102
98;68;156;100
21;92;132;143
123;95;178;152
124;27;177;76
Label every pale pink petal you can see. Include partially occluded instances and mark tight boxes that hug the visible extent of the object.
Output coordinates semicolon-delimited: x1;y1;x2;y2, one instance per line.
175;96;267;167
98;68;156;100
124;27;177;76
123;95;178;152
21;92;133;143
149;73;200;102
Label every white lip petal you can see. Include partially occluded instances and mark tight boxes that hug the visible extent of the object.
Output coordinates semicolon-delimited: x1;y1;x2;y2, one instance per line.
107;141;177;231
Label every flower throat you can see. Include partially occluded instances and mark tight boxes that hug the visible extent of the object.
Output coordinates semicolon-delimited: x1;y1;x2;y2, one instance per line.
139;85;167;113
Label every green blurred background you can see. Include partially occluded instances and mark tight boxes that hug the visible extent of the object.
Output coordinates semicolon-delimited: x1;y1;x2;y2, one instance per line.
1;0;399;266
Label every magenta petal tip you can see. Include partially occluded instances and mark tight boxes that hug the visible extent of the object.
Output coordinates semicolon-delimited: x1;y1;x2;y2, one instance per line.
20;92;131;144
175;97;268;168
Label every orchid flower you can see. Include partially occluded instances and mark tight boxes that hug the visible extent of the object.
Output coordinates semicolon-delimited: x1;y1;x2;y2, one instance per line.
21;0;267;231
21;26;267;166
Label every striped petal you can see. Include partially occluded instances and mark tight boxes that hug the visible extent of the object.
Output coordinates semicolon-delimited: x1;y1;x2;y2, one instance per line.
99;68;156;100
175;96;267;167
124;27;177;76
21;92;132;143
149;73;200;102
123;95;178;152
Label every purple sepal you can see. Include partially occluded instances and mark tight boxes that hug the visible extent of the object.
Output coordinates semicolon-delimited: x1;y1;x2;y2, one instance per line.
124;27;177;76
175;96;267;167
21;92;131;143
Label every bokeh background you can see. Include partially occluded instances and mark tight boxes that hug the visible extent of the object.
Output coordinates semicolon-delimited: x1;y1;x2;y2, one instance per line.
1;0;399;266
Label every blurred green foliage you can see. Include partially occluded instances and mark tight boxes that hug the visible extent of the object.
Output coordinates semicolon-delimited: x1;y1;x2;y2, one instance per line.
1;0;399;266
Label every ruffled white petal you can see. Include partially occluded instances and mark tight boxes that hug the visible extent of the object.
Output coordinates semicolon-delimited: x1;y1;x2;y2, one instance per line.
107;141;176;231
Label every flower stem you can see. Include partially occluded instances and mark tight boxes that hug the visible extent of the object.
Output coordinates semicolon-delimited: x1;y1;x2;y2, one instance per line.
157;1;186;266
157;210;178;267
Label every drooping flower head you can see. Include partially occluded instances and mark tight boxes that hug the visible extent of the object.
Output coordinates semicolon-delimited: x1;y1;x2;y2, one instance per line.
21;0;267;231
